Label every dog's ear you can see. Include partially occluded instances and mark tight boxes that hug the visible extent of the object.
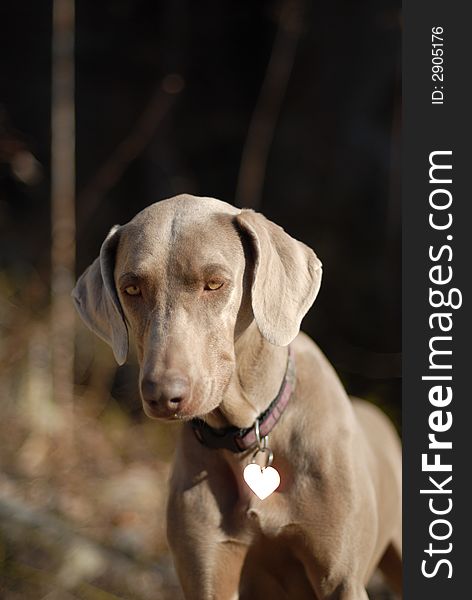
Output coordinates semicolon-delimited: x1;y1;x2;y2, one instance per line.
235;209;322;346
72;225;128;365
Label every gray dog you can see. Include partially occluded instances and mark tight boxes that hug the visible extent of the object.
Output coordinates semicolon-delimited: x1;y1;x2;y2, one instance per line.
73;194;402;600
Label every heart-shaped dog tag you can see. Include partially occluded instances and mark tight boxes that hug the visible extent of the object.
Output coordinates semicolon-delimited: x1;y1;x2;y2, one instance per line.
243;463;280;500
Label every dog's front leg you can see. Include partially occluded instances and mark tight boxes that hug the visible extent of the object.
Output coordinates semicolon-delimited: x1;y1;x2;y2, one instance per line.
167;484;248;600
302;562;369;600
301;559;369;600
295;506;374;600
302;584;368;600
324;583;369;600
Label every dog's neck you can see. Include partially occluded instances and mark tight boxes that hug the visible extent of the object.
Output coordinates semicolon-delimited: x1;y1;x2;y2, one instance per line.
205;321;289;429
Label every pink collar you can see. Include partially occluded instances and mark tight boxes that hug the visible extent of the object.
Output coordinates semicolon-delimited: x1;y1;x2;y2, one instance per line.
191;346;295;453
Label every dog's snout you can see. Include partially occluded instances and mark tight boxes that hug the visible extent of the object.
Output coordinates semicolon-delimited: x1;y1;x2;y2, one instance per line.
161;373;190;404
141;371;190;415
141;378;160;405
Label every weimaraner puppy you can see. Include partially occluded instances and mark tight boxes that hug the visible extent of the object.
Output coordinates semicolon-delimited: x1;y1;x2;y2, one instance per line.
73;194;402;600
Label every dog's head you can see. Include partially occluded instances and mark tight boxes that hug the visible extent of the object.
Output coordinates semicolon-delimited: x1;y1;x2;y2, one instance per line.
73;195;322;421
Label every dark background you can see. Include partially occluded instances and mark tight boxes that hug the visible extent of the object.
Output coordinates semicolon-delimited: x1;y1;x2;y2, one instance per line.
0;1;401;598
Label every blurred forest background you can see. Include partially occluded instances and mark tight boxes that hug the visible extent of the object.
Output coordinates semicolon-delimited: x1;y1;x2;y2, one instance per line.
0;0;401;598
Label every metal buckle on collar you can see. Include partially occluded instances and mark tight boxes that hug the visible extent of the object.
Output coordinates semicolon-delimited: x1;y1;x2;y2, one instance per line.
251;418;274;469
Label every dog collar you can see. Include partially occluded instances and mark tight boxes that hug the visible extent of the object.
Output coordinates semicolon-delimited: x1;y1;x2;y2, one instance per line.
191;346;295;453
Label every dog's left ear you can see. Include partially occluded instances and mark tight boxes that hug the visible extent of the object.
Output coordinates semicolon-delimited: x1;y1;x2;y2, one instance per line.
72;225;129;365
235;209;322;346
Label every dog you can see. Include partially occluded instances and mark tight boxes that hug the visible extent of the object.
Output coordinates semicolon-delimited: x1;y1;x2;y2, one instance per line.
73;194;402;599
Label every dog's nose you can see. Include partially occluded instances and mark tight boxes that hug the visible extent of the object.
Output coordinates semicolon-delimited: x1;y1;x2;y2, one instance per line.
141;371;190;409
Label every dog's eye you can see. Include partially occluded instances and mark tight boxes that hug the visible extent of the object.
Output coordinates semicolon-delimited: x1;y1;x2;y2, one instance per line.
204;280;224;291
124;285;141;296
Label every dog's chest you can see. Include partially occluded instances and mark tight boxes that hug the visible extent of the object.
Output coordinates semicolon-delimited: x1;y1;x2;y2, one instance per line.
223;481;294;542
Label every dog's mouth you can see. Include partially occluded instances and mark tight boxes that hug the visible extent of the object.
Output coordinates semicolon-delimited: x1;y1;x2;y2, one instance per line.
142;399;195;421
143;406;200;422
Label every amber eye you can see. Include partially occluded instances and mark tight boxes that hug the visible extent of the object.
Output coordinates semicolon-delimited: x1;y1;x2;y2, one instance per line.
204;280;224;291
124;285;141;296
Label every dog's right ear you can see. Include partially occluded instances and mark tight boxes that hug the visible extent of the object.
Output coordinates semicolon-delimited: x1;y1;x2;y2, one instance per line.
72;225;129;365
